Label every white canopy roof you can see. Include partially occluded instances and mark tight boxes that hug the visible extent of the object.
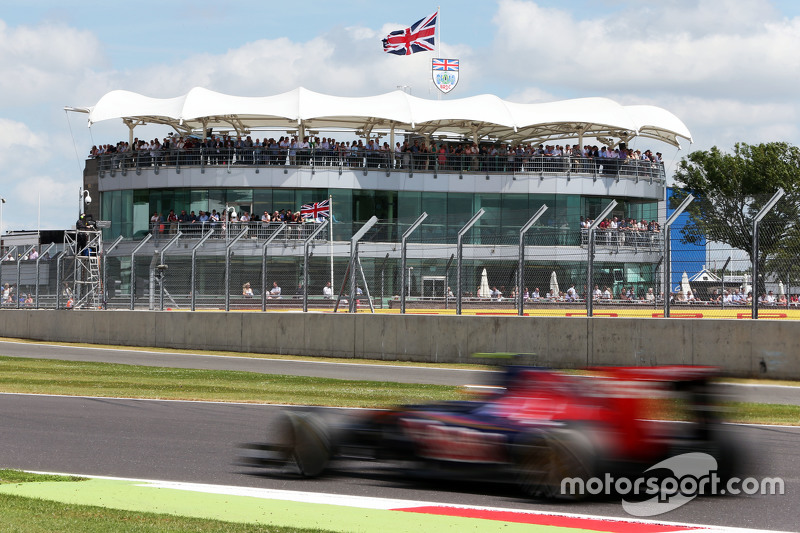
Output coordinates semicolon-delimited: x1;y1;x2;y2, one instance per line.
69;87;692;148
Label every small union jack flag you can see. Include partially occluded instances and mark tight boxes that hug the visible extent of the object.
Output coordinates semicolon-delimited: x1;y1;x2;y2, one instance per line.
300;199;331;219
432;58;459;71
382;11;437;56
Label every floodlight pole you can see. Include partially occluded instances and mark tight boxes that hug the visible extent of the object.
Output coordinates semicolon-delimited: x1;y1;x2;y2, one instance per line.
587;200;617;317
456;209;485;316
518;205;548;316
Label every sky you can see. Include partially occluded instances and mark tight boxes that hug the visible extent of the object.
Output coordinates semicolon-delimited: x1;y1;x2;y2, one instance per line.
2;0;799;232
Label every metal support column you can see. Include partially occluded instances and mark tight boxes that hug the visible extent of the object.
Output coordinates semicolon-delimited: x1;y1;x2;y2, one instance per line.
225;226;249;312
518;205;548;316
586;201;616;317
102;237;124;309
15;246;34;309
261;223;286;312
663;195;694;318
190;229;215;311
349;217;378;313
35;243;55;309
456;209;485;315
129;234;152;310
752;188;785;319
157;231;183;311
303;220;329;312
400;213;428;314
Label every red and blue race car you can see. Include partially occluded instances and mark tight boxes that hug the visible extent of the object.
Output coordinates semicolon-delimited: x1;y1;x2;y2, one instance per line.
241;365;743;499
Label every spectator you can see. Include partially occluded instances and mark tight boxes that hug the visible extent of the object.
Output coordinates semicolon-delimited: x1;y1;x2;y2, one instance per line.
268;281;281;299
566;284;577;301
242;282;253;298
323;281;333;299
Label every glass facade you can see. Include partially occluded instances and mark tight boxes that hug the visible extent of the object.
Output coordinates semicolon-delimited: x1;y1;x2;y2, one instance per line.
101;187;659;244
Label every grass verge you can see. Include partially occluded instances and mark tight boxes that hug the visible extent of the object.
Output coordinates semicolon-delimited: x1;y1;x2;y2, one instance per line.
0;492;330;533
1;356;799;424
0;356;458;408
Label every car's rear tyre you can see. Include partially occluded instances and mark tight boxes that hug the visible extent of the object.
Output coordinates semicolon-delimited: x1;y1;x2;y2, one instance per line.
516;428;595;500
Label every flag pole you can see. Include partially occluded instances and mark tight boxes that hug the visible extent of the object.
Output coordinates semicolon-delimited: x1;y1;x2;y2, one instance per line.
329;195;334;293
436;6;442;101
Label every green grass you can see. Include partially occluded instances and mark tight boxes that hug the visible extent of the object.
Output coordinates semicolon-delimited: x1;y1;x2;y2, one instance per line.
0;470;333;532
0;469;86;484
0;493;331;533
725;402;800;426
0;356;459;408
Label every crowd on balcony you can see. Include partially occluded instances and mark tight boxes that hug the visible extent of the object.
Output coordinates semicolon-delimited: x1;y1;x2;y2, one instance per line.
89;134;665;177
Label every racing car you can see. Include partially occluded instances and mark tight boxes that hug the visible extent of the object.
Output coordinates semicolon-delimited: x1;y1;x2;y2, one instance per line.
239;365;743;499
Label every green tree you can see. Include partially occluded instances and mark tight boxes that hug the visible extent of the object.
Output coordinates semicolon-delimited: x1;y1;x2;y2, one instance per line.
672;142;800;295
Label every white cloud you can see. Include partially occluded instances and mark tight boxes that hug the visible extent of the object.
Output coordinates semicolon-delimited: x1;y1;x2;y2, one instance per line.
0;20;106;106
490;0;800;100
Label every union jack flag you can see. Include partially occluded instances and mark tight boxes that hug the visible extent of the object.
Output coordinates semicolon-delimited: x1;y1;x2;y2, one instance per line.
382;11;437;56
300;199;331;219
432;58;459;71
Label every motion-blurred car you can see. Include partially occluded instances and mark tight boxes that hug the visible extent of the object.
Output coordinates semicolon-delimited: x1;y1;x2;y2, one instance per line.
240;365;742;498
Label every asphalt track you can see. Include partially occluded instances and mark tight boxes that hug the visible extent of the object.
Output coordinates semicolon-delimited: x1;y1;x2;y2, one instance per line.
1;339;799;405
1;393;798;531
0;340;799;530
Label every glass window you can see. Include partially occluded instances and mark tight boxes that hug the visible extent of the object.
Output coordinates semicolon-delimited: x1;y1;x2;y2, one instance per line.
208;189;226;218
253;189;273;218
190;189;209;217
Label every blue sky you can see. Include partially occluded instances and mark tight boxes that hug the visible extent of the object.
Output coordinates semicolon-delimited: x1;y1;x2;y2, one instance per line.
1;0;799;231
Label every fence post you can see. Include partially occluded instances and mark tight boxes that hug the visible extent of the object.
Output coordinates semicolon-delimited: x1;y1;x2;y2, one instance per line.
456;209;485;316
129;234;152;310
16;246;34;309
303;220;329;312
102;236;124;309
400;213;428;314
586;201;617;317
190;229;215;311
157;232;183;311
518;205;548;316
752;188;785;319
349;217;378;313
35;243;55;309
55;251;66;309
261;223;286;312
663;194;694;318
225;226;249;312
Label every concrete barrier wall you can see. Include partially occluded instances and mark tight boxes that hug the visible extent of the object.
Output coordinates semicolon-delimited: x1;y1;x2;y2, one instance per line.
2;310;798;379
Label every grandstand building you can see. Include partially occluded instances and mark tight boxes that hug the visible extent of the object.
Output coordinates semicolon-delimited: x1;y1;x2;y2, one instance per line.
72;87;692;300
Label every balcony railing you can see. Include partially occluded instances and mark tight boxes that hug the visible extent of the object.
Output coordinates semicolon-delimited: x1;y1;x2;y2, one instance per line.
93;147;666;182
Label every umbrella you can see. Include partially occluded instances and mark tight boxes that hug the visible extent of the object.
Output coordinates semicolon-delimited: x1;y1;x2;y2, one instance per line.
680;271;691;298
478;268;491;298
779;280;785;296
550;271;559;297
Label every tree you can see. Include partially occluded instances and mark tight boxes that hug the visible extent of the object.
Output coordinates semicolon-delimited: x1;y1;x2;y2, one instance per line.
672;142;800;295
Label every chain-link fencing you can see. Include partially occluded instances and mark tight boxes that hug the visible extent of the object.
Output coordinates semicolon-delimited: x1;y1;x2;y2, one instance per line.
4;191;798;319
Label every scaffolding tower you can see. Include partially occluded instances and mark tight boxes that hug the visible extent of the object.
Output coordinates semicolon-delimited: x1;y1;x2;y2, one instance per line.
63;229;103;309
